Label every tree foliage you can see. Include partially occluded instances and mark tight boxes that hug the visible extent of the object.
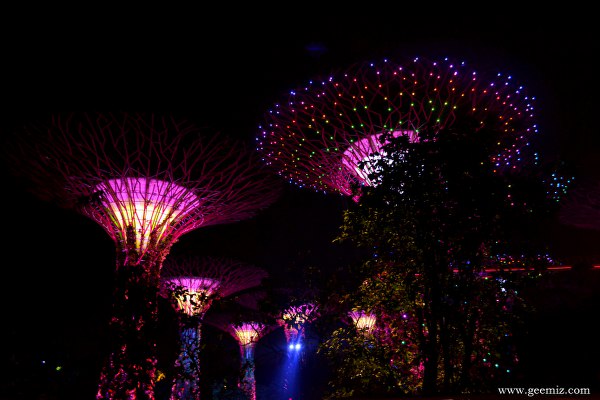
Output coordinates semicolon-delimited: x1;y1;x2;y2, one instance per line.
319;123;559;397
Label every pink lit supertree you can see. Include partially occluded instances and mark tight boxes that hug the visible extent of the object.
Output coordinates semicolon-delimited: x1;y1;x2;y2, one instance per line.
277;302;319;399
348;309;377;336
257;57;538;200
229;322;268;400
203;289;274;399
160;256;268;400
278;302;320;349
2;112;280;400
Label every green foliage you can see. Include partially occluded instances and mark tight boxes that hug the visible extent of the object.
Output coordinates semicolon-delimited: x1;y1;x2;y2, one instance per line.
320;126;557;396
319;327;418;399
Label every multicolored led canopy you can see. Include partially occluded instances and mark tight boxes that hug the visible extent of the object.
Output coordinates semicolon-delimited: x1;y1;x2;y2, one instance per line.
257;57;538;197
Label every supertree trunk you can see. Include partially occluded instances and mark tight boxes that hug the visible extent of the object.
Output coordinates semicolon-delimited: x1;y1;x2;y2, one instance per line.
96;259;162;400
277;302;318;399
281;330;302;400
170;322;202;400
239;344;257;400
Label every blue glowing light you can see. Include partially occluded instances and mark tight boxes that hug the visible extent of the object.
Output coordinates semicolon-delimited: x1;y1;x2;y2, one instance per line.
288;342;302;351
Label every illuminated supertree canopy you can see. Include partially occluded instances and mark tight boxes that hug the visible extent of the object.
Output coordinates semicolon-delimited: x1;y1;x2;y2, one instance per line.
348;309;377;335
7;112;281;266
162;255;268;317
2;112;281;400
257;57;538;198
161;256;268;400
278;302;320;345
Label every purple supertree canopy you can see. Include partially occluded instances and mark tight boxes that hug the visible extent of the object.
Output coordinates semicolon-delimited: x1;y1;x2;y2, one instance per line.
7;112;281;266
278;302;320;342
348;309;377;334
161;255;268;317
230;321;267;347
257;57;538;197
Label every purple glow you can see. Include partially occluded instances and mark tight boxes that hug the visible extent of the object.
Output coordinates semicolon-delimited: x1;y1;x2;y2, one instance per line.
258;57;538;197
279;303;320;343
165;277;220;316
161;256;268;301
232;322;265;346
342;130;417;187
348;310;377;334
230;322;266;400
94;177;200;257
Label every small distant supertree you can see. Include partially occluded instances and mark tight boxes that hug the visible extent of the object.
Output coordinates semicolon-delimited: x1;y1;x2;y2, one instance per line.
2;112;280;400
277;302;320;399
229;322;268;400
348;309;376;336
257;57;538;200
278;302;320;347
161;256;268;400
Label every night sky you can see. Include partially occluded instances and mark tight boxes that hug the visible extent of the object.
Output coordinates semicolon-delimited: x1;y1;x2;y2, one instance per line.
1;8;599;399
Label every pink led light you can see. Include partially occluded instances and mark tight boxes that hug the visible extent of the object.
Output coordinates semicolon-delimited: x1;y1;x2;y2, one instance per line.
348;310;377;334
342;130;417;186
258;57;538;198
95;177;200;255
279;303;320;342
165;277;220;316
232;322;265;346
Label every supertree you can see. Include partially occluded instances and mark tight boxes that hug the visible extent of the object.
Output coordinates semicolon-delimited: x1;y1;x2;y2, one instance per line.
277;302;320;399
256;56;538;201
278;302;320;348
160;256;268;400
2;112;281;400
229;322;268;400
348;309;376;336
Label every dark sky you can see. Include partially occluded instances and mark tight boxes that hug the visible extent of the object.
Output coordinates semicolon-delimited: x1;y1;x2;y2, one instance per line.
1;8;599;398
